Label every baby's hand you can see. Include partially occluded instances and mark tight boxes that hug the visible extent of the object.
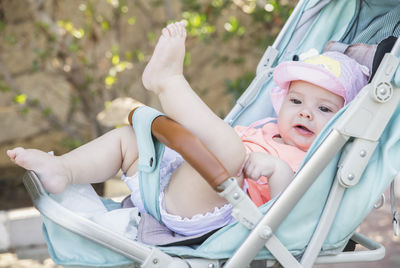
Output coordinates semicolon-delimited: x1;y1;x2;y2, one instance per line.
242;152;278;181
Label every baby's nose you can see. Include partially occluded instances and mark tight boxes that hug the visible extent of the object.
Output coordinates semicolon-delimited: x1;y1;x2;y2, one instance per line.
299;110;313;120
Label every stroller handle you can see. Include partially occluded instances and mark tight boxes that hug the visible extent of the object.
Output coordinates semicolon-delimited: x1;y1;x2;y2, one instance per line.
129;108;231;192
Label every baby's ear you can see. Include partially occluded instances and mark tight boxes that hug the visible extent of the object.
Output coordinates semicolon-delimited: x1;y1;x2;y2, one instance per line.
324;40;376;73
323;41;336;52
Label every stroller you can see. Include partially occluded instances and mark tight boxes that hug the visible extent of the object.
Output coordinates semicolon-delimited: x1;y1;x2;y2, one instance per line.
22;0;400;267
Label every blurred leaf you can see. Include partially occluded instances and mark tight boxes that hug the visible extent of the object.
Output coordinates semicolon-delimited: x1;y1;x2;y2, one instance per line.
112;55;120;65
105;75;116;86
128;16;136;25
224;16;246;40
81;56;89;66
121;5;128;13
225;72;255;101
105;101;112;108
135;50;145;62
43;107;52;116
64;21;74;32
233;57;245;65
101;21;110;31
150;0;163;7
34;48;49;59
71;96;80;108
32;59;41;71
211;0;224;8
115;61;130;72
147;32;156;44
79;4;87;12
125;51;133;60
30;99;40;107
0;80;10;92
22;107;30;115
181;0;201;11
107;0;120;8
184;52;191;66
58;20;87;39
0;21;5;31
68;41;80;52
73;28;85;39
60;137;84;150
14;94;27;104
5;34;17;45
183;11;215;40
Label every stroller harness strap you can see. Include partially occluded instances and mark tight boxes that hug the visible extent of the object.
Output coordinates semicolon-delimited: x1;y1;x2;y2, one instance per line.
129;106;165;221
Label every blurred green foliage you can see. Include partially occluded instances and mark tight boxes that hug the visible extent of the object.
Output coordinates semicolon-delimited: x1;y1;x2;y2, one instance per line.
0;0;296;146
225;71;255;101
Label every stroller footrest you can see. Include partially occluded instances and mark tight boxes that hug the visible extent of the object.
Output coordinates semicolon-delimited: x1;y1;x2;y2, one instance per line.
315;232;385;264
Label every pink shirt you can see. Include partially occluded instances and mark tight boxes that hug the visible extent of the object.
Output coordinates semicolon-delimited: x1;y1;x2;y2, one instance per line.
234;122;306;206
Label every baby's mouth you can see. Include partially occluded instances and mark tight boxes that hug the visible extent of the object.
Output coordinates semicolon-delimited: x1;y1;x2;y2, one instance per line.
294;124;314;135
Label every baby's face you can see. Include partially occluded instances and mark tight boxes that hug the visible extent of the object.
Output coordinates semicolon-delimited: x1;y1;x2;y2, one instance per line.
277;80;344;151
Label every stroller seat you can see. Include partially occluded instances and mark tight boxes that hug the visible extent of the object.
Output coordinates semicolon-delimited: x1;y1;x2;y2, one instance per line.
22;0;400;267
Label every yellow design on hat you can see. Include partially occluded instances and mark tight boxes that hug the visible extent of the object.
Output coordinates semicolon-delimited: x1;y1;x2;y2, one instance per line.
304;55;341;78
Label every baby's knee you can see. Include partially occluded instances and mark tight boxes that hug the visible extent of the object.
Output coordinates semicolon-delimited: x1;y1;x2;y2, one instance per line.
118;126;139;175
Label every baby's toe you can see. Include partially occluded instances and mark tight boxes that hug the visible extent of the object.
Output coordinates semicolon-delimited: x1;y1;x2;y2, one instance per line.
180;20;187;27
7;147;24;160
162;27;170;38
175;22;185;37
167;24;178;37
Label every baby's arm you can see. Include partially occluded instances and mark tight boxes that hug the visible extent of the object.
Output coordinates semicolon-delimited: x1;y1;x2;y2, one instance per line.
242;152;293;198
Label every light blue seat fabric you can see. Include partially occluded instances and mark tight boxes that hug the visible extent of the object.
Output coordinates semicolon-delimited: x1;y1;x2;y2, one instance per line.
131;106;165;221
42;199;134;267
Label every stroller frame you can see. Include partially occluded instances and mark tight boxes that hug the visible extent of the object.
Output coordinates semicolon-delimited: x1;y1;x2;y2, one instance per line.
23;0;400;267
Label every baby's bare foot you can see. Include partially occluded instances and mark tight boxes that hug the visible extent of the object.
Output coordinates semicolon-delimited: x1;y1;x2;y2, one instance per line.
7;147;70;194
142;20;187;94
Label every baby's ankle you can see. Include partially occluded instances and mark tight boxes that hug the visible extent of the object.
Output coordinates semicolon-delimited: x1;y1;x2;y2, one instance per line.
57;156;74;185
159;74;187;92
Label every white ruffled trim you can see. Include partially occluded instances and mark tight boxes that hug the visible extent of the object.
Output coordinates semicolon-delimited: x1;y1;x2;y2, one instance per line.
121;147;184;212
159;191;235;236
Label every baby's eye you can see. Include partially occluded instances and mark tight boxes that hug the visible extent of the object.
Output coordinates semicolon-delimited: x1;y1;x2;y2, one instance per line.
290;98;301;104
319;106;332;113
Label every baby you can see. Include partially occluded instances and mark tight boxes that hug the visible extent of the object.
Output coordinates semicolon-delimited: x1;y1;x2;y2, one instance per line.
7;21;369;236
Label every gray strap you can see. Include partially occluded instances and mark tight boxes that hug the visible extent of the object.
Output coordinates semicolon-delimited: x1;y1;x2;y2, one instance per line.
390;180;399;236
327;41;350;54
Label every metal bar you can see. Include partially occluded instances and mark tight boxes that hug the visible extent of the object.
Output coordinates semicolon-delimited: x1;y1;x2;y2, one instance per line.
264;234;303;268
258;130;347;231
224;130;348;267
314;232;385;264
218;178;263;229
271;0;307;49
300;179;345;267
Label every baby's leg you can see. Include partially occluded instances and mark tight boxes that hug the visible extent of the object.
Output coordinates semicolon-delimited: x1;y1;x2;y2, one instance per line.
143;21;245;177
7;126;138;194
143;22;246;217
